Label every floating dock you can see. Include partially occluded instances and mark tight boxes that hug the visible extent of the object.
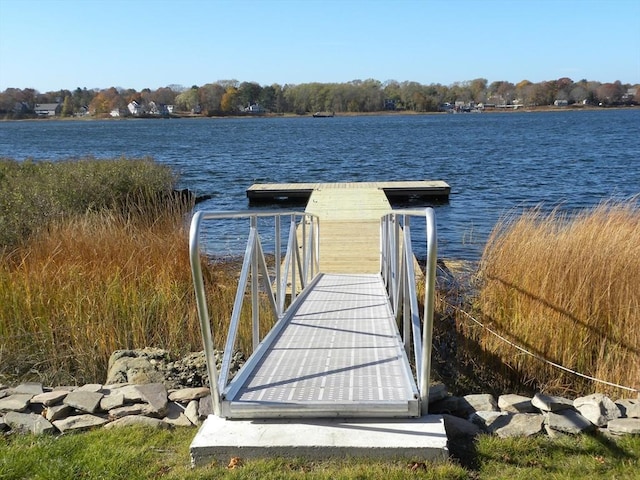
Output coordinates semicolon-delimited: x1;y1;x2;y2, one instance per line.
247;180;450;203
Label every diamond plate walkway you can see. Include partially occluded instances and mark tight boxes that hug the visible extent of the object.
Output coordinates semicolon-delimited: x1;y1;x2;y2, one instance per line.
223;273;419;418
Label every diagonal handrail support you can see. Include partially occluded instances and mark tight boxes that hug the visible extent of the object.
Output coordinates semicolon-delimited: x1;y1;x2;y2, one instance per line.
380;208;437;414
189;210;320;416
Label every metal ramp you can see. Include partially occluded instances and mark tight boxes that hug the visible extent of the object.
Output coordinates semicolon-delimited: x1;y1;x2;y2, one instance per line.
188;201;447;463
224;273;419;418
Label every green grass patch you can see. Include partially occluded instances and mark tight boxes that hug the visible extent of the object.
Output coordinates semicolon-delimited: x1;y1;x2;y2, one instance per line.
1;427;638;480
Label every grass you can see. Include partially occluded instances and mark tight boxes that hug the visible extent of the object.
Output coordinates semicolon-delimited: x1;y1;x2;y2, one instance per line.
1;427;638;480
0;157;177;249
474;199;640;397
0;157;280;385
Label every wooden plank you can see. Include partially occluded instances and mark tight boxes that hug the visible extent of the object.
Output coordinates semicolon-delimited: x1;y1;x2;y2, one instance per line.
305;186;391;273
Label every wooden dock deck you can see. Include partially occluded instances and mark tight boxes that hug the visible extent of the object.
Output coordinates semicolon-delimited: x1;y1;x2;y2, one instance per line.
304;184;393;273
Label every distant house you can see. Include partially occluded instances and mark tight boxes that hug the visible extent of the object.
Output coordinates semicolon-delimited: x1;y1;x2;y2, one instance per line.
554;99;569;107
243;103;265;114
127;100;144;116
148;101;170;116
110;109;121;117
34;103;61;116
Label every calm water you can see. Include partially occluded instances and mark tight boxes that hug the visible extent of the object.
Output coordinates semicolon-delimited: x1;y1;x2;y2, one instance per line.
1;110;639;261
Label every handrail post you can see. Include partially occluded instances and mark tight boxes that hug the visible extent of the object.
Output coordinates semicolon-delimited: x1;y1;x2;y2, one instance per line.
251;216;259;351
189;211;222;416
275;215;282;317
420;208;437;411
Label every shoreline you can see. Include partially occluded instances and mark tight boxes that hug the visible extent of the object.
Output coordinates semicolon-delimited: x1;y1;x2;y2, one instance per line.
2;104;638;122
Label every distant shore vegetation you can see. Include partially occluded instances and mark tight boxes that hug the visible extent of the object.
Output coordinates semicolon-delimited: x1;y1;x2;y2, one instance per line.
1;77;638;119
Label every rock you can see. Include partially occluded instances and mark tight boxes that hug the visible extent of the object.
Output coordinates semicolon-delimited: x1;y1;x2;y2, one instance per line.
164;351;210;389
76;384;103;393
607;418;640;435
45;404;75;422
428;383;448;403
14;382;44;395
545;410;595;434
63;391;104;414
103;415;171;430
108;404;155;420
0;415;6;431
491;413;545;438
574;393;621;427
135;383;168;415
106;348;171;385
498;394;537;413
0;394;33;413
616;399;640;419
109;384;145;403
168;387;211;403
429;396;461;415
53;414;109;432
163;402;193;427
185;400;200;426
442;413;481;438
531;392;574;412
198;395;213;419
100;392;125;411
470;411;509;431
460;394;498;417
4;411;56;435
31;390;70;406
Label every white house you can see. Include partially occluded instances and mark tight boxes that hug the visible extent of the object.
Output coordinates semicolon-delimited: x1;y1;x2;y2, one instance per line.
127;100;144;116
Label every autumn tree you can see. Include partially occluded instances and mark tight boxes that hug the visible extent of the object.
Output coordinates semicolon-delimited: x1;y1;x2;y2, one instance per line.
220;86;239;113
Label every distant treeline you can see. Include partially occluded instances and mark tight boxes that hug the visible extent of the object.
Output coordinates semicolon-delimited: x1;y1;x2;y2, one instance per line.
1;77;638;118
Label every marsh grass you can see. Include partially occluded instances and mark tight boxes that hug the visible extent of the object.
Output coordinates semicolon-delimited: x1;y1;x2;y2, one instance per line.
474;199;640;396
0;157;177;249
0;157;278;385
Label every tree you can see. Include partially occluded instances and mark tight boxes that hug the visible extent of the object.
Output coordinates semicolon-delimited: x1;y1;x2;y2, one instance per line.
220;86;239;113
237;82;262;109
61;95;74;116
199;83;225;114
175;87;200;112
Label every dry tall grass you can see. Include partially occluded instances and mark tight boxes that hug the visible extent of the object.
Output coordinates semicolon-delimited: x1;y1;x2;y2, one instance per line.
0;157;279;386
0;202;272;385
475;199;639;396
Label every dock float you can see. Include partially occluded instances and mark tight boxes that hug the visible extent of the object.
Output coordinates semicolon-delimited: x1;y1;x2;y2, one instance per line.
247;180;450;203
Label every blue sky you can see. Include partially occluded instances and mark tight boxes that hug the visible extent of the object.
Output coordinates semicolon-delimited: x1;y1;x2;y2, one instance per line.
1;0;638;92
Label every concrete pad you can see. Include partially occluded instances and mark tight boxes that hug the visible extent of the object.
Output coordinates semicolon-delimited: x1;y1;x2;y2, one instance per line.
190;415;448;466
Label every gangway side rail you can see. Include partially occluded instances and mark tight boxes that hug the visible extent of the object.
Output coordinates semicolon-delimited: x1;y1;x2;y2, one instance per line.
189;210;320;417
381;208;437;412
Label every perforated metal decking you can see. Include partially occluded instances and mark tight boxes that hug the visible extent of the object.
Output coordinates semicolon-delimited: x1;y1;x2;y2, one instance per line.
221;273;420;418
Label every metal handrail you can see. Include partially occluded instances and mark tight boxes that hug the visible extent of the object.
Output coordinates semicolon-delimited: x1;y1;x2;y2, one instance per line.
380;208;437;412
189;210;320;416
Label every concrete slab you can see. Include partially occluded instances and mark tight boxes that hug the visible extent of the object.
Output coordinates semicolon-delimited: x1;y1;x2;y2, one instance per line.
190;415;448;466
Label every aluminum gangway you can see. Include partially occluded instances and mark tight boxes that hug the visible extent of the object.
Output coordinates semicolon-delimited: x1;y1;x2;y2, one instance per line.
188;208;438;420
